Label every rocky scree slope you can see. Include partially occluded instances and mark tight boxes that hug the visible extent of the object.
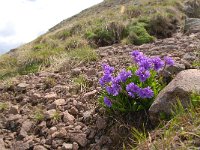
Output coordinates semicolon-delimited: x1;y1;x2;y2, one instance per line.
0;32;199;150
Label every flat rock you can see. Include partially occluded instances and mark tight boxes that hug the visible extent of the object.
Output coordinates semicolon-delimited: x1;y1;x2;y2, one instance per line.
83;90;97;99
62;143;73;150
44;92;57;99
33;145;48;150
149;69;200;124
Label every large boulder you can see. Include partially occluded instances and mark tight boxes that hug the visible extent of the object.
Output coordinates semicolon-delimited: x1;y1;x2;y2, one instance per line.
149;69;200;123
184;18;200;34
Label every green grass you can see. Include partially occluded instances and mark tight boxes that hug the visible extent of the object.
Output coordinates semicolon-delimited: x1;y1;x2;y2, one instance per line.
132;93;200;150
51;110;61;121
68;47;98;62
72;75;88;92
33;109;45;122
0;0;186;80
0;102;8;111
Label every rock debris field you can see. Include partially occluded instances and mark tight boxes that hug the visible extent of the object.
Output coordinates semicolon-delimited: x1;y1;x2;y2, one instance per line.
0;33;200;150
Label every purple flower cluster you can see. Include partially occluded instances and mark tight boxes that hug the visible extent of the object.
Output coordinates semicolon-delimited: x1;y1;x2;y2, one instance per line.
105;69;132;96
135;67;150;82
99;63;114;86
126;83;154;99
100;50;174;108
131;50;174;82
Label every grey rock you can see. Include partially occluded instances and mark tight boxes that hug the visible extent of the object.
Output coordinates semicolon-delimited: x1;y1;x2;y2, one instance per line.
183;52;197;61
184;18;200;34
149;69;200;124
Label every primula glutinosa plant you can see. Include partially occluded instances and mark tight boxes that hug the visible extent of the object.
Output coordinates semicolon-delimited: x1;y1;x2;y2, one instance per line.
99;50;174;112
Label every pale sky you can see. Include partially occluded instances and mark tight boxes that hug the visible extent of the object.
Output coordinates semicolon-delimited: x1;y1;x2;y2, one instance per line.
0;0;103;54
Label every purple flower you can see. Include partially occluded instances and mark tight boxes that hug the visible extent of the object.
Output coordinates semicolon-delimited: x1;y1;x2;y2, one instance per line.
135;67;150;82
138;57;152;70
126;83;140;98
112;76;121;85
99;74;113;86
131;50;141;57
164;56;174;66
104;97;112;107
118;69;132;82
102;63;114;74
151;57;164;71
131;51;145;64
138;87;154;99
106;83;121;96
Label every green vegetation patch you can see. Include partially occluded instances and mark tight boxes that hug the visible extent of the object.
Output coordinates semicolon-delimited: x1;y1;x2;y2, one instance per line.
68;47;98;62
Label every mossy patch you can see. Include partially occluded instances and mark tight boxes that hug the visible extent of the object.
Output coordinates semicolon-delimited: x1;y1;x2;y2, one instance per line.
127;23;155;45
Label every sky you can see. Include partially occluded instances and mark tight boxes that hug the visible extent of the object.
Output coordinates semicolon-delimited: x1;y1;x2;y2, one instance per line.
0;0;103;54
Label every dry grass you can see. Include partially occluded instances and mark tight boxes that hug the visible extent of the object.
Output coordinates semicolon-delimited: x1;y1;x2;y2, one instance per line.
0;0;186;79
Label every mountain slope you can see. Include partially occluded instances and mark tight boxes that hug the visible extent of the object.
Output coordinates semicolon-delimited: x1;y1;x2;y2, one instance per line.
0;32;199;149
0;0;191;80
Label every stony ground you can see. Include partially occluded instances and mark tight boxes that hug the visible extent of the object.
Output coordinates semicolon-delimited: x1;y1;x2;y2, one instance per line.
0;33;200;150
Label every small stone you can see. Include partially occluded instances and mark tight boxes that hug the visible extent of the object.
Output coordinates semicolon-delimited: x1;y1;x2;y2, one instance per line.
45;109;56;119
70;133;87;147
63;111;75;124
71;68;81;76
8;105;19;114
72;142;79;150
54;99;66;106
96;117;107;130
0;137;6;150
69;107;78;115
49;126;57;135
44;92;57;99
83;90;97;99
17;83;29;88
52;128;67;138
83;109;94;120
86;68;96;76
7;114;22;121
62;143;73;150
12;141;30;150
33;145;48;150
22;119;33;131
